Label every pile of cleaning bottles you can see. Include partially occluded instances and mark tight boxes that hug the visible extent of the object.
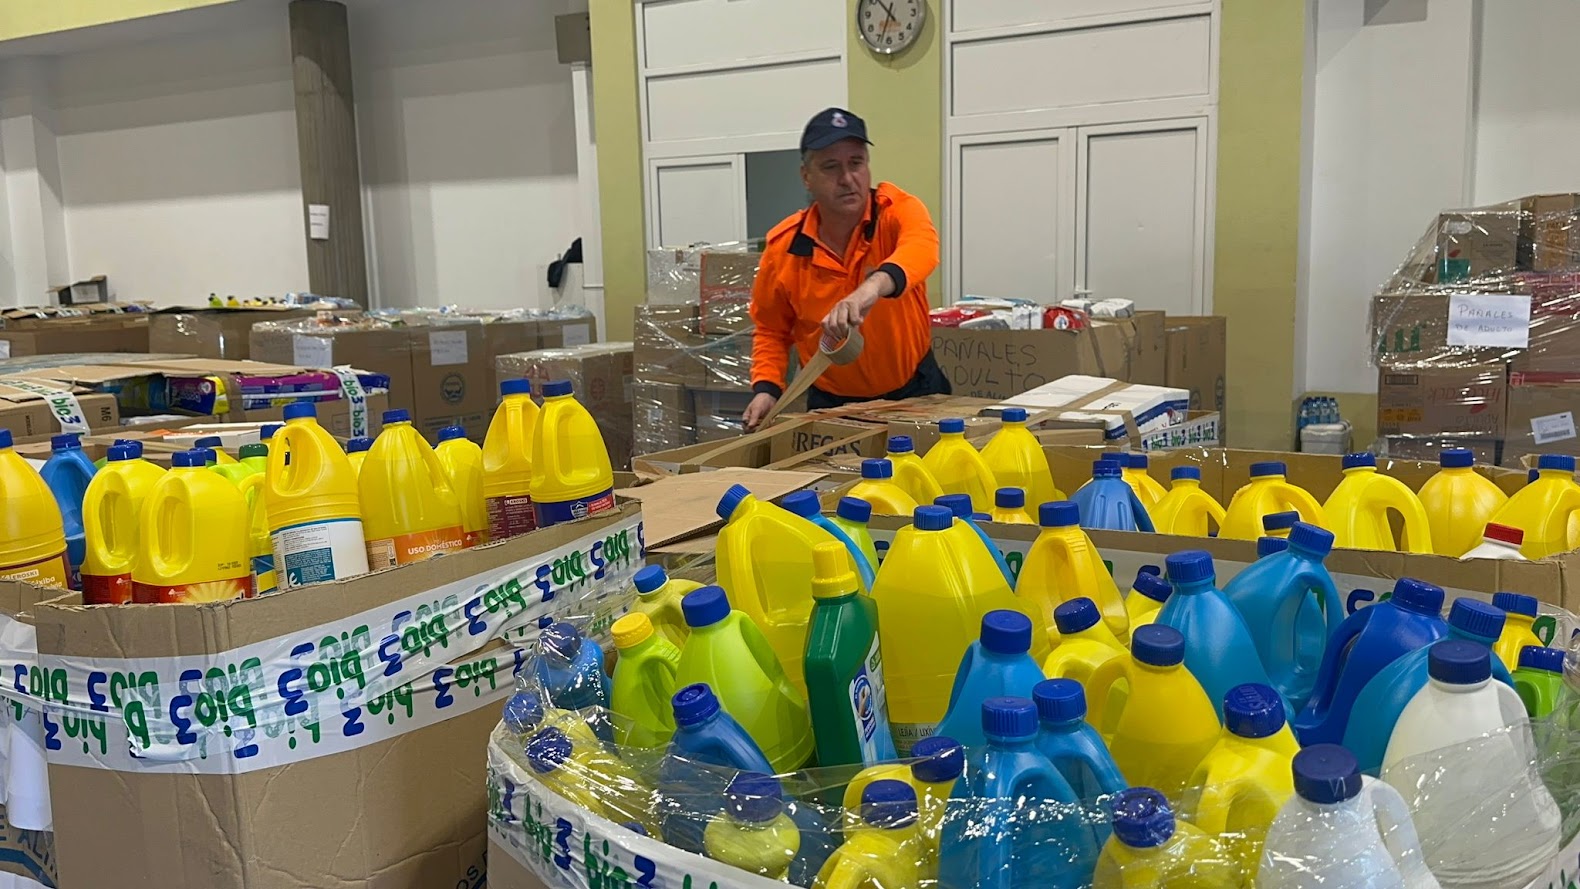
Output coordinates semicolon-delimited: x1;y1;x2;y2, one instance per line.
0;378;615;604
503;469;1580;888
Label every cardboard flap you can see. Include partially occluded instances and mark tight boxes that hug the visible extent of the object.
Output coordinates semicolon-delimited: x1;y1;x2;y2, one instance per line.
616;469;824;547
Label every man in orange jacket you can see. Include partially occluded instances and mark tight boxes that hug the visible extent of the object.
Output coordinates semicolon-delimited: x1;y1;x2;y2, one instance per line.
742;107;948;431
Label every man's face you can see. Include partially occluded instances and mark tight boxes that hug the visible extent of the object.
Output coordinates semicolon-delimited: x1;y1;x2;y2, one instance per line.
802;140;872;218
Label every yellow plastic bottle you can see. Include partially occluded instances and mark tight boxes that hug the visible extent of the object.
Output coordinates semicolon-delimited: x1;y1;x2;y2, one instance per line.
359;409;466;569
1094;788;1240;889
1418;448;1509;557
609;613;683;748
981;408;1062;509
0;429;71;589
848;458;921;516
1087;624;1221;799
713;484;838;698
1179;683;1299;882
1042;597;1128;684
531;379;616;527
236;473;277;597
81;443;167;604
630;565;703;647
522;726;660;836
1121;454;1169;510
1322;453;1434;553
1489;454;1580;559
884;436;945;505
435;424;488;548
873;504;1045;753
265;402;369;588
133;450;252;604
1220;461;1327;541
483;379;540;540
702;772;800;880
1124;570;1172;631
1491;592;1546;674
921;418;998;508
816;780;924;889
840;735;963;872
988;487;1036;525
344;437;373;478
1017;501;1129;644
1150;466;1226;537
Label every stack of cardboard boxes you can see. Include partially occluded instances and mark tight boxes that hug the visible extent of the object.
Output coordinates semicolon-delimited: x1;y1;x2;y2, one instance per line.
496;342;634;468
0;304;151;358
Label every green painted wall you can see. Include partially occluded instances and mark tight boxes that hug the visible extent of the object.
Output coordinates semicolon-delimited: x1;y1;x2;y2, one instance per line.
589;0;643;341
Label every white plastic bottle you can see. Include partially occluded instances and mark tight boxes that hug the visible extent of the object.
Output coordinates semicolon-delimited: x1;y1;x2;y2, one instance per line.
1258;745;1438;889
1381;639;1559;889
1458;523;1528;561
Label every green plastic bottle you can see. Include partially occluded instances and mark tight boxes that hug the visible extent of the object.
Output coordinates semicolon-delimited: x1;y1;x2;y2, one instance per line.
1514;645;1566;719
829;496;883;570
609;612;682;748
804;542;897;768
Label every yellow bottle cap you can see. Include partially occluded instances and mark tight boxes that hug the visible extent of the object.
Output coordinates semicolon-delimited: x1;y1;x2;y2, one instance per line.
811;541;858;599
612;613;653;649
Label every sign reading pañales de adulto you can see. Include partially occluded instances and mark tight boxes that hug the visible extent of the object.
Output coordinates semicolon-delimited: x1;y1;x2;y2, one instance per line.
1446;293;1532;349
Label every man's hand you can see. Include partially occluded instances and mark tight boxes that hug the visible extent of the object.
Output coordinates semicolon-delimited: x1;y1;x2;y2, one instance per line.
821;272;892;344
743;392;778;432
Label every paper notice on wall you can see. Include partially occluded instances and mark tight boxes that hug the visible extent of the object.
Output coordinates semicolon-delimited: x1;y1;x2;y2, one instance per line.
562;323;591;347
428;330;469;366
292;335;333;368
1532;411;1577;445
0;341;11;359
1446;293;1531;348
308;204;330;241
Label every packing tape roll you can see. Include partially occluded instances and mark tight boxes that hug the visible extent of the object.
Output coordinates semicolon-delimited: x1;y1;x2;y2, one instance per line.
821;327;864;365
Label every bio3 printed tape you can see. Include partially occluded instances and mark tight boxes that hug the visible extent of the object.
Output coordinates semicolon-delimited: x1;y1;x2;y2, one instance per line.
0;381;88;435
330;366;371;439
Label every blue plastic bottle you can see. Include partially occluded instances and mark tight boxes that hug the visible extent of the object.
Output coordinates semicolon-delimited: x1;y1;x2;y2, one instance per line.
1291;577;1448;747
1257;537;1290;557
939;697;1099;889
1341;597;1515;774
661;683;775;853
1071;460;1156;532
1033;679;1127;841
532;621;611;711
1222;522;1344;713
40;433;97;590
781;490;875;592
1156;550;1284;721
935;610;1048;748
934;493;1016;586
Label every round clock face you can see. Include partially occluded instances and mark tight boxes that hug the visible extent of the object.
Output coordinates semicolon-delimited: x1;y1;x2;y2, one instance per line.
857;0;924;55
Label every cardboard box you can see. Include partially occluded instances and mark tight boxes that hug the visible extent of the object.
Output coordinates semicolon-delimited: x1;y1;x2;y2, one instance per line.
0;376;120;441
19;502;644;888
1436;207;1522;282
991;375;1190;441
1530;194;1580;272
632;416;882;488
1129;311;1168;385
633;304;707;388
698;252;759;336
1166;316;1228;413
691;388;753;443
1505;369;1580;466
47;275;108;306
1509;272;1580;374
0;315;149;359
149;307;315;360
930;316;1158;400
536;315;597;351
497;343;634;468
633;382;693;454
409;323;492;439
1376;365;1507;447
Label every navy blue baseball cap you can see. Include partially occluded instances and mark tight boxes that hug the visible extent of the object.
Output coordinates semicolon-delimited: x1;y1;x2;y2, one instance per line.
801;108;872;153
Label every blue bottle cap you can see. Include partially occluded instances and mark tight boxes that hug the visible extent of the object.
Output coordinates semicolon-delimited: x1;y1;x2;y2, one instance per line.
1492;591;1538;618
980;610;1033;654
1519;645;1564;674
934;494;973;519
539;615;555;630
1391;578;1445;616
194;448;218;465
681;586;731;628
1530;468;1541;484
543;380;574;397
106;444;136;462
438;425;467;442
50;433;80;451
1165;550;1215;585
1033;678;1086;724
283;402;316;421
1000;407;1028;424
1110;788;1176;849
913;505;955;531
995;487;1025;509
1440;448;1475;468
861;780;919;829
1171;466;1201;481
1538;454;1577;473
981;696;1038;740
888;435;915;453
724;771;783;824
1127;453;1150;469
938;418;965;434
383;409;410;424
780;490;821;518
346;437;374;454
670;683;720;727
1342;452;1377;470
0;429;14;450
260;424;282;440
1053;597;1101;635
621;822;649;836
1224;683;1287;739
1293;745;1363;805
910;736;966;783
1131;625;1185;667
1449;597;1505;640
632;564;667;594
1429;639;1493;685
1262;511;1299;532
862;458;894;480
1258;538;1290;558
193;436;222;448
1132;571;1172;604
716;484;752;521
1102;451;1125;463
170;451;203;468
1250;461;1286;478
1039;501;1080;528
1092;460;1122;478
541;622;582;660
525;727;573;774
1288;522;1335;558
502;691;545;733
836;497;872;523
500;379;532;396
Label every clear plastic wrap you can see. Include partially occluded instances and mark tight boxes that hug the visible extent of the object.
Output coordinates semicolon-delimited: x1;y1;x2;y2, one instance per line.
632;304;755;454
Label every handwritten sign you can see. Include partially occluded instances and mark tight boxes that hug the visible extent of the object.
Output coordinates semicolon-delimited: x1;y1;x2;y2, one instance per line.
1446;293;1531;349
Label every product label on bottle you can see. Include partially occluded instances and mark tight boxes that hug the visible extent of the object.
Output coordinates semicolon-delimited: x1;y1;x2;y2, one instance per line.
252;553;278;597
133;575;250;604
82;571;133;605
0;552;70;591
487;494;537;540
462;529;488;549
533;489;616;529
273;518;370;588
364;526;468;570
890;722;937;758
849;635;896;766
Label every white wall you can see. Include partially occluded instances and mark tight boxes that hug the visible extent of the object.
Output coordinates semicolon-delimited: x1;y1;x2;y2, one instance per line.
1472;0;1580;203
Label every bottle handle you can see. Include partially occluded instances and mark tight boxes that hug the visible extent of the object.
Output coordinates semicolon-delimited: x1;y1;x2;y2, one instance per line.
1366;780;1433;879
815;854;869;889
146;474;193;579
85;471;131;559
1085;657;1131;731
